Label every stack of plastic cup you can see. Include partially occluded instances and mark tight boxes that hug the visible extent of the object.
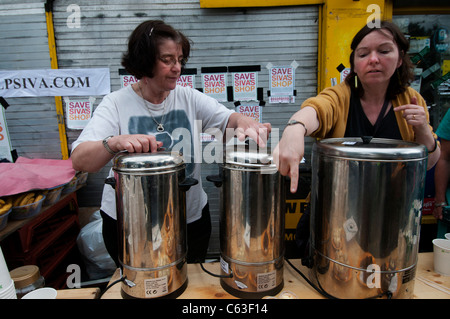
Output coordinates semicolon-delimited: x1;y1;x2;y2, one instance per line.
433;237;450;276
0;246;17;299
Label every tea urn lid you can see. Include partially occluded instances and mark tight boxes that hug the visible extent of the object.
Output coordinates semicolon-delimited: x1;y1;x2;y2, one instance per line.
224;146;277;171
112;151;185;172
314;137;427;161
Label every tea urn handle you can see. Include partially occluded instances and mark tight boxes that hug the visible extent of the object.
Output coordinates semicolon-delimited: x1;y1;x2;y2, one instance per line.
105;177;116;189
179;177;198;192
206;175;223;188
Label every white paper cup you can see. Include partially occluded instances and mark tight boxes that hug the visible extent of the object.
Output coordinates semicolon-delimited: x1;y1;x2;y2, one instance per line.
432;238;450;276
0;279;17;299
0;247;13;290
445;233;450;240
22;287;57;299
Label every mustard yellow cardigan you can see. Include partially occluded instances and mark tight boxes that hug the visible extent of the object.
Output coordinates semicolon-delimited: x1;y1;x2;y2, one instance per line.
301;82;437;142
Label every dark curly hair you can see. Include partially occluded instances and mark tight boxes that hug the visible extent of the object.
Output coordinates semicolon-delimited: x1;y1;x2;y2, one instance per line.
345;20;415;100
121;20;191;79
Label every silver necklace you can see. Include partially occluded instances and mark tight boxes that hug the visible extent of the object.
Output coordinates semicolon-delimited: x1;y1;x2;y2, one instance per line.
138;83;167;132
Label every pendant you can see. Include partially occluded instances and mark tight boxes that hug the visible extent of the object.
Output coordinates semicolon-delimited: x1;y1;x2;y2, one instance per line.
157;123;164;132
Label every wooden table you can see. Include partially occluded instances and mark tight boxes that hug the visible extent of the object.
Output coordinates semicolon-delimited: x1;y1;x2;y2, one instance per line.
100;252;450;299
412;252;450;298
56;287;100;299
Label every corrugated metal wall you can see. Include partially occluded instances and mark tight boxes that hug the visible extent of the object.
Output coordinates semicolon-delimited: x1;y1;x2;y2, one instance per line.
0;0;63;159
52;0;319;256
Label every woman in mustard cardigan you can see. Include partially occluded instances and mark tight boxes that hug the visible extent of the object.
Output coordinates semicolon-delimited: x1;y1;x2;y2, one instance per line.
274;21;440;193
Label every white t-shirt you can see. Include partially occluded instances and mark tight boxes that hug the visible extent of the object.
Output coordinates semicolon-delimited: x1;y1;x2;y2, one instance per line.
72;85;234;223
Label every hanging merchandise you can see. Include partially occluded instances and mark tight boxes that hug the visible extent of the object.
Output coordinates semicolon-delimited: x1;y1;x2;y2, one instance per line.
411;68;423;93
434;28;449;53
409;37;431;55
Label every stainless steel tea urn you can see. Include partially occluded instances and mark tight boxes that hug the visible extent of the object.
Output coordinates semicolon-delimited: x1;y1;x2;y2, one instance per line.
111;151;197;299
310;137;427;299
208;145;286;298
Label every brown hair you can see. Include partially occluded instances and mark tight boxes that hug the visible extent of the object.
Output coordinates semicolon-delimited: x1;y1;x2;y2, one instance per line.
121;20;191;79
345;20;415;99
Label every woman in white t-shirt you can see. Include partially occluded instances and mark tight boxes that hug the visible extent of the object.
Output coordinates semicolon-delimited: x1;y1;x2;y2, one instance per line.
71;20;271;264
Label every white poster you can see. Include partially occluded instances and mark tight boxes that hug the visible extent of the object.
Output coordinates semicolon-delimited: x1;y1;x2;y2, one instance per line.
269;66;294;103
0;106;13;162
177;74;195;88
0;68;111;97
64;97;95;129
120;73;138;88
236;103;261;123
340;67;351;83
232;72;257;101
202;73;228;102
